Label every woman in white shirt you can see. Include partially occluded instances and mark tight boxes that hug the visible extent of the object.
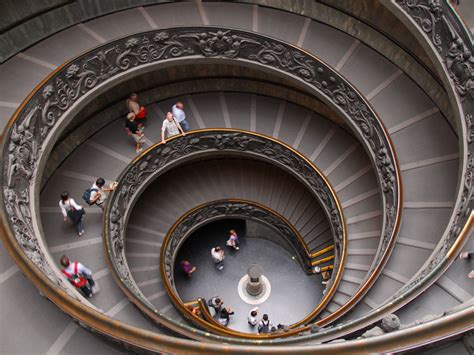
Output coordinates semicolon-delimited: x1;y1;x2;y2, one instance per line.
161;111;185;144
211;246;225;270
59;191;85;236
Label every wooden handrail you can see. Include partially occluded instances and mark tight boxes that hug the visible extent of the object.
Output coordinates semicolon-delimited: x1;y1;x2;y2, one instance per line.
311;255;335;266
310;245;334;259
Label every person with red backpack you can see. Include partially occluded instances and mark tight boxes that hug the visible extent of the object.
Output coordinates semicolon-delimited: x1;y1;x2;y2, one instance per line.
60;255;95;298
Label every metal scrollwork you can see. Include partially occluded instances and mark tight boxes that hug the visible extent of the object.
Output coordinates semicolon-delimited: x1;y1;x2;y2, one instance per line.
249;41;317;82
399;0;444;51
180;30;260;58
396;0;473;101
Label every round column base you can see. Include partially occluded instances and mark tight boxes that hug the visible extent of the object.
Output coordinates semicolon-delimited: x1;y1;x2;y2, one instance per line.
237;275;271;305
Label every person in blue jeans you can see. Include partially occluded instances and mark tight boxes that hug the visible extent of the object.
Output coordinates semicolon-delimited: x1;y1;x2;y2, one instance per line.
59;191;85;236
172;101;190;132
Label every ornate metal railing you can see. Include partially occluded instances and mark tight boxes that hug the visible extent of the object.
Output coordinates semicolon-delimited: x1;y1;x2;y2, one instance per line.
158;199;336;336
105;129;346;339
0;27;401;338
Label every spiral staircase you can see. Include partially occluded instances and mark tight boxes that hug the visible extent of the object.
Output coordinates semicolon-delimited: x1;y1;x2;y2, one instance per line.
0;1;472;354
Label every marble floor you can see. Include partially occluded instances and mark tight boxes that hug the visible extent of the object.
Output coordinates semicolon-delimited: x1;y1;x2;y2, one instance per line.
174;219;324;333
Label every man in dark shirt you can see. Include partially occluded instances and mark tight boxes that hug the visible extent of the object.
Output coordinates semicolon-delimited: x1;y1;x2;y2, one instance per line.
126;113;145;153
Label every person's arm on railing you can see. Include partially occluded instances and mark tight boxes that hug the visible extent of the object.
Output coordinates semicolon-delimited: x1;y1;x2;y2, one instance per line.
102;182;118;192
161;120;167;144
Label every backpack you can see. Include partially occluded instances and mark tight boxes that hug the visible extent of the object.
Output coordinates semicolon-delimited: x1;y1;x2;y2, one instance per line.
258;320;270;333
136;106;147;119
62;261;87;288
82;188;98;205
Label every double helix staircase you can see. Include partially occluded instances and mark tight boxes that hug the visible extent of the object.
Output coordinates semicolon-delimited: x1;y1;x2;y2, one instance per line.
0;1;472;354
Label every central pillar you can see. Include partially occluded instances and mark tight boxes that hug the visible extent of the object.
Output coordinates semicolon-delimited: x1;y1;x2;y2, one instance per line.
246;264;263;296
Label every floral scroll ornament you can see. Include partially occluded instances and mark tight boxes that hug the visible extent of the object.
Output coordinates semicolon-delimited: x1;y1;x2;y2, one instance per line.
110;202;141;295
397;0;473;101
115;33;193;70
86;48;119;80
446;36;474;101
399;0;443;52
64;63;98;100
249;41;316;82
180;30;260;58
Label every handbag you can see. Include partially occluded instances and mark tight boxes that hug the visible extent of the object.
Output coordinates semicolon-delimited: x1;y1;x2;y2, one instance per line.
136;106;147;119
67;208;85;224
